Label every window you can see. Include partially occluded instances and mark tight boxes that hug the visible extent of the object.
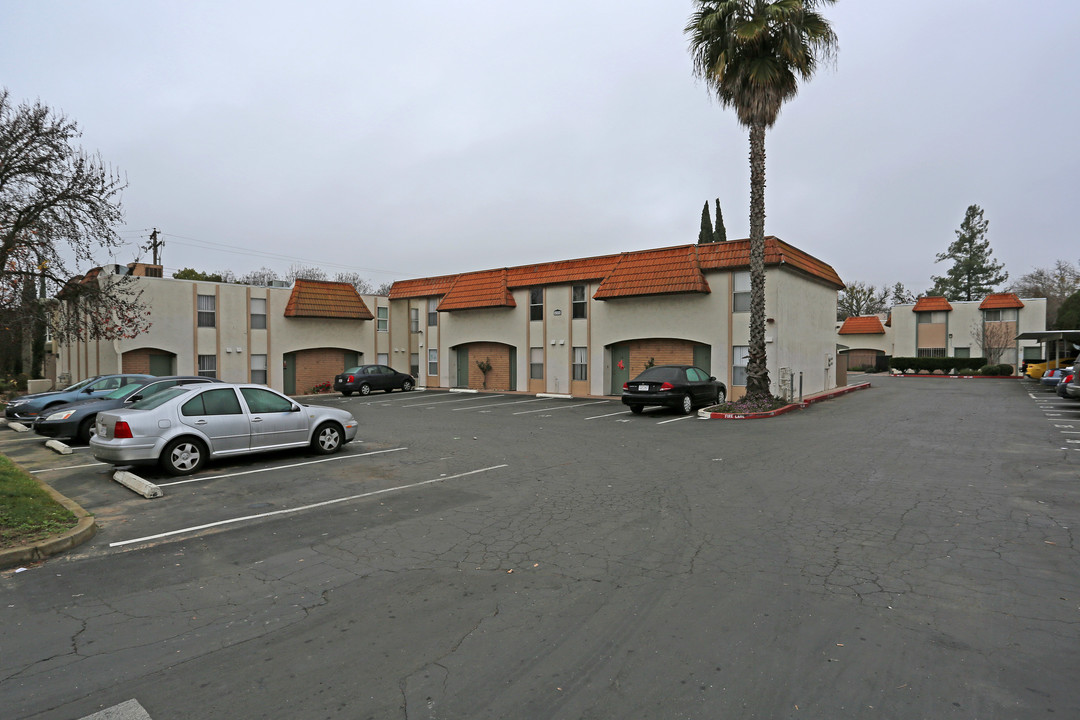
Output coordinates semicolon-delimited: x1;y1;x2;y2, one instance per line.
572;285;587;319
251;354;267;384
377;306;388;332
733;272;750;313
530;347;543;379
917;311;947;324
240;387;293;413
198;354;217;378
428;298;438;326
916;347;947;357
983;308;1017;322
410;352;420;377
428;348;438;376
250;297;267;329
732;345;749;386
530;288;543;321
572;347;587;381
410;308;420;333
182;387;242;416
197;294;216;327
377;353;389;365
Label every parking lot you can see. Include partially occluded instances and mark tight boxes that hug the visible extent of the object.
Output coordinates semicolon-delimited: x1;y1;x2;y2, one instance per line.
2;376;1079;719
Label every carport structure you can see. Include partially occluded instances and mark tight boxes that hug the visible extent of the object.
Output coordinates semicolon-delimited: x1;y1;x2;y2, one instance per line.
1015;329;1080;367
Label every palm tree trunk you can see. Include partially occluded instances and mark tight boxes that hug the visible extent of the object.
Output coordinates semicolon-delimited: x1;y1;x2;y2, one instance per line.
746;122;771;399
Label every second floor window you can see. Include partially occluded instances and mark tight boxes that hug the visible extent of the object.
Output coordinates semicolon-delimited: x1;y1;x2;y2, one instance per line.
197;294;216;327
377;306;388;331
732;272;750;313
428;298;439;326
983;308;1017;322
530;288;543;321
410;307;420;333
572;285;587;319
250;297;267;329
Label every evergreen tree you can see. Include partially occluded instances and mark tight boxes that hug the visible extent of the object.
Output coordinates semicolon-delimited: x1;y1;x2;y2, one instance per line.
1056;289;1080;330
929;204;1008;301
698;201;713;244
713;198;727;242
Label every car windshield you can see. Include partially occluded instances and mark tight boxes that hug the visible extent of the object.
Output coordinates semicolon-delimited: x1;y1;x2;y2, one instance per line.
64;376;99;392
106;382;148;400
129;386;191;410
342;367;364;374
633;367;684;383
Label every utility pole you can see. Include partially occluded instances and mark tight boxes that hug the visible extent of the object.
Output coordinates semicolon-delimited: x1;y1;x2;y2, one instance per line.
146;228;164;265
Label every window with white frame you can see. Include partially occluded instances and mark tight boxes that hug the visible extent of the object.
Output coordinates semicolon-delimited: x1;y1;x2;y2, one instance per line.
197;294;216;327
572;285;587;319
427;298;438;326
572;346;587;381
410;307;420;333
428;348;438;376
198;354;217;378
983;308;1018;322
917;311;947;324
410;352;420;376
250;354;267;384
530;288;543;321
377;353;389;365
530;347;543;379
732;345;749;385
250;297;267;329
733;272;750;313
377;306;388;332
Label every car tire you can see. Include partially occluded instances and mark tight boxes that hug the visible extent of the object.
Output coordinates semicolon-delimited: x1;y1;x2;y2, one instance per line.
629;405;644;414
402;379;414;392
77;416;96;444
160;437;207;476
716;388;726;404
359;384;372;396
680;394;693;414
341;390;353;397
312;422;344;454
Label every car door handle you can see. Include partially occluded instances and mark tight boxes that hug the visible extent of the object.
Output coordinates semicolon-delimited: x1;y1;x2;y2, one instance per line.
194;419;207;425
251;417;262;422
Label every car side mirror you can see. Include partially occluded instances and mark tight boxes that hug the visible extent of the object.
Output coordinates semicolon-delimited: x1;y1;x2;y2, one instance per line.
128;394;143;403
709;376;716;381
82;387;94;394
291;405;301;412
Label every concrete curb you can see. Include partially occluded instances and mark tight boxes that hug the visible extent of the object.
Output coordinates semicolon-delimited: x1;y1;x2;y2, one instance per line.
45;439;73;455
698;382;872;420
8;421;31;433
0;473;97;570
537;393;573;399
113;470;163;499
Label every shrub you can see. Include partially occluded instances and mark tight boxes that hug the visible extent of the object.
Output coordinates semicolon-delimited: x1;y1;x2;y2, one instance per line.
310;380;332;393
955;368;977;376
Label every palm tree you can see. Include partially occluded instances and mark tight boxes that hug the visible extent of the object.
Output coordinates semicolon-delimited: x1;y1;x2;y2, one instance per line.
686;0;836;399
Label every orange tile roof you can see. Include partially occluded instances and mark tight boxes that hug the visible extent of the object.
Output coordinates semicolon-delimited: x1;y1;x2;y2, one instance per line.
439;268;516;311
979;292;1024;310
388;237;843;310
838;316;886;335
912;296;953;312
284;279;374;319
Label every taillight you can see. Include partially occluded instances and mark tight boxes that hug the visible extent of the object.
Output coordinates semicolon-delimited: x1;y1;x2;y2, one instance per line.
622;382;629;390
347;374;355;383
1065;374;1074;383
114;421;133;439
659;382;674;391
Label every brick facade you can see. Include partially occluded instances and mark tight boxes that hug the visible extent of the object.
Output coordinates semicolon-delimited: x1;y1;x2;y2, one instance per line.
121;349;152;374
295;348;350;394
466;342;512;390
627;339;696;378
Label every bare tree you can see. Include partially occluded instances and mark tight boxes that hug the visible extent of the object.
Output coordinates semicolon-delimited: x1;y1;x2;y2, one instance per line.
333;271;375;295
0;89;149;375
837;281;889;320
286;264;327;282
236;266;280;286
1008;259;1080;327
970;319;1014;366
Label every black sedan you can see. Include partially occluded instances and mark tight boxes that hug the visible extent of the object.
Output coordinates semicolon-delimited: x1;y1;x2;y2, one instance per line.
333;365;415;396
621;365;726;415
33;376;221;444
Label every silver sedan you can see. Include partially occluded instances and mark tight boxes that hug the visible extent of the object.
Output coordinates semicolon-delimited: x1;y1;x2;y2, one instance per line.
90;383;359;476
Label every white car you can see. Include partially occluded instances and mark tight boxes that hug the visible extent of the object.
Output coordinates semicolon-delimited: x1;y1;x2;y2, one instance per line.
90;383;358;475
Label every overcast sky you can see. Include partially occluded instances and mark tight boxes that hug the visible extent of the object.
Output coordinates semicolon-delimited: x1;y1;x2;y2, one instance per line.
3;1;1078;294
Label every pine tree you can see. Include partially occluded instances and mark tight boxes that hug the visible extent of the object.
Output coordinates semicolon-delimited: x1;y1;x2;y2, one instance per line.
713;198;727;242
698;201;713;244
928;204;1008;301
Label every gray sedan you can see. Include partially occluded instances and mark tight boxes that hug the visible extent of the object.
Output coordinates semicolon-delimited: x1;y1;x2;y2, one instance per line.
90;383;359;475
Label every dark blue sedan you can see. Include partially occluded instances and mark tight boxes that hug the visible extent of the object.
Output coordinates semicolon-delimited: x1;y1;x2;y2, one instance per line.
5;374;151;422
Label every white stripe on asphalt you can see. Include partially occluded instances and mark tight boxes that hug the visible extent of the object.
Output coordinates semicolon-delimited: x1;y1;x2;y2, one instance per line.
513;401;609;415
110;464;509;547
453;398;546;411
585;410;632;419
656;415;697;425
400;395;504;407
157;447;407;487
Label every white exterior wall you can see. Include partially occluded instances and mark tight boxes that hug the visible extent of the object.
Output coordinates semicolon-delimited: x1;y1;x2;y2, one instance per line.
773;270;840;396
890;297;1046;362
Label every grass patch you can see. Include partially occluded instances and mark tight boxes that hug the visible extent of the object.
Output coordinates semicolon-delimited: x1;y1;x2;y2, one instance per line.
709;395;790;414
0;453;78;550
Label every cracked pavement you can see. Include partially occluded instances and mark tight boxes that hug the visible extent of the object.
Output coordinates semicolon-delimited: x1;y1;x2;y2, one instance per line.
2;377;1078;718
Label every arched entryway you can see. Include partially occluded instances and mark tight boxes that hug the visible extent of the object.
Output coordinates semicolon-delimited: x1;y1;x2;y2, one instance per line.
452;342;516;390
122;348;177;376
608;339;712;395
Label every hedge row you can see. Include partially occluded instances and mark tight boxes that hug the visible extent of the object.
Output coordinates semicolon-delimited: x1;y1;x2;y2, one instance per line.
888;357;1007;374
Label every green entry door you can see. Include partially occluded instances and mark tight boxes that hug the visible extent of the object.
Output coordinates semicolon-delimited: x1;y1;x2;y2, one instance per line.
610;344;630;395
456;347;470;388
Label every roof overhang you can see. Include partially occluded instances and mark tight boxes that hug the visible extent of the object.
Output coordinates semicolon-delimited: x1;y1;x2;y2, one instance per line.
1015;330;1080;343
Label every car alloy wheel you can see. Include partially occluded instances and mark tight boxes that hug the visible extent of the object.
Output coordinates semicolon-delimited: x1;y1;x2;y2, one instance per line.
313;423;343;454
402;379;414;392
161;438;206;476
680;394;693;414
359;384;372;396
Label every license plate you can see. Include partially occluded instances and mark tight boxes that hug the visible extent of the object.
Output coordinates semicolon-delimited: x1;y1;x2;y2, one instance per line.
637;384;649;391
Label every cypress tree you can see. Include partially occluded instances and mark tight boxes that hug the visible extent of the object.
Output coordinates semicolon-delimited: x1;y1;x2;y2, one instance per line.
713;198;727;242
698;201;713;244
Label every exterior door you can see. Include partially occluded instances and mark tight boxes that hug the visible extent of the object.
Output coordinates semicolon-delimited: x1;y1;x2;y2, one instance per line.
149;353;174;376
610;344;630;395
456;347;469;388
693;345;712;375
240;387;308;449
344;351;359;370
283;352;297;395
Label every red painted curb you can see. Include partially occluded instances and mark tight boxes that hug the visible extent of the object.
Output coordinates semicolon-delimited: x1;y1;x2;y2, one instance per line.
887;374;1018;380
700;382;872;420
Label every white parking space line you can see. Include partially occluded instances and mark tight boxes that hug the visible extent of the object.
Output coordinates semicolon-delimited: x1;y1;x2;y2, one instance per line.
656;415;698;425
31;461;109;474
585;410;632;420
513;401;609;415
453;398;546;411
400;395;504;408
157;447;408;487
110;463;509;548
